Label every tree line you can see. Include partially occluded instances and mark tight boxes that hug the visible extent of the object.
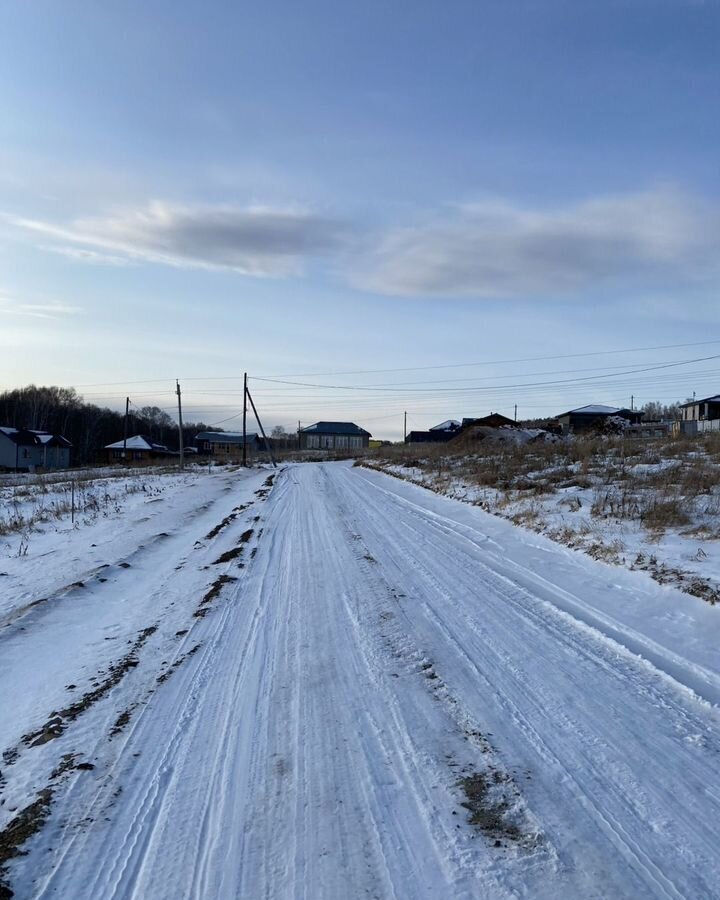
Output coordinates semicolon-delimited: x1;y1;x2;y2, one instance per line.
0;385;215;464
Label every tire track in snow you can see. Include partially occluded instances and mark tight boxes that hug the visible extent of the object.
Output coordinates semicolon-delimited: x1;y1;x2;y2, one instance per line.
336;464;720;899
7;462;720;899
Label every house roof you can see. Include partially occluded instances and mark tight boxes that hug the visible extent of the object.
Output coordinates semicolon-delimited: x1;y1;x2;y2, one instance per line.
430;419;461;431
301;421;371;436
0;426;72;447
563;405;622;415
557;405;642;421
30;430;72;448
461;413;517;428
105;434;169;452
195;431;259;444
680;395;720;408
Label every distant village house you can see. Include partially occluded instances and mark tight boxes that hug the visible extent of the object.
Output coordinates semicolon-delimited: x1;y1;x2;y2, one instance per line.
461;414;517;429
556;405;642;434
299;422;371;450
194;431;267;455
0;427;72;471
104;434;172;463
405;420;461;444
678;395;720;435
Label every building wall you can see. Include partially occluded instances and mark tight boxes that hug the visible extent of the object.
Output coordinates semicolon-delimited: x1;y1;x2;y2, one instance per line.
38;446;71;469
199;439;265;455
0;437;70;470
301;433;368;450
0;435;19;469
559;412;641;434
682;401;720;422
107;448;152;462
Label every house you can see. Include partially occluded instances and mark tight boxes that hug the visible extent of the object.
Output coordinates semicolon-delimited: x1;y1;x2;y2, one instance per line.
556;405;643;434
406;419;461;444
194;431;266;456
0;427;72;471
299;422;371;451
461;413;517;429
104;434;172;463
678;395;720;435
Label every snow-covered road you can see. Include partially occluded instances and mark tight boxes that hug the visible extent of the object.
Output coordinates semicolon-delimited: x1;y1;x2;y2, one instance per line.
3;462;719;899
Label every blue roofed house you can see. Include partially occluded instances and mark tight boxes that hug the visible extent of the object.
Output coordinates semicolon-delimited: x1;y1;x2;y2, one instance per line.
299;422;371;451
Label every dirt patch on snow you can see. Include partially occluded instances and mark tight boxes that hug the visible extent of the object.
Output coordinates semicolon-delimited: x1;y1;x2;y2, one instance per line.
194;574;239;617
20;626;157;750
0;789;52;897
205;504;250;540
156;643;202;684
212;529;254;565
457;770;522;844
253;473;276;501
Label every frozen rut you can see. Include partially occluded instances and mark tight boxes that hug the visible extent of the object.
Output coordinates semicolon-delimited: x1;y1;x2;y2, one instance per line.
5;462;720;899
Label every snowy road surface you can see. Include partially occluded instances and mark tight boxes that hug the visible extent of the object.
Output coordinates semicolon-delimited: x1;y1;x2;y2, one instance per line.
2;462;719;899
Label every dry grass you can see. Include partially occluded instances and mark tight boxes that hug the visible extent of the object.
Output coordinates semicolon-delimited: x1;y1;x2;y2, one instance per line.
366;432;720;537
0;471;159;538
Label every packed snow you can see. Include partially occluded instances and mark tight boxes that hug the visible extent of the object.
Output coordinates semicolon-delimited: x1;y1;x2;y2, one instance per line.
1;462;718;899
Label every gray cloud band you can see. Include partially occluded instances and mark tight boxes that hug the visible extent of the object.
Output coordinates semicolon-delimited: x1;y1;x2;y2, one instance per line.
356;188;717;298
10;188;718;296
12;203;347;277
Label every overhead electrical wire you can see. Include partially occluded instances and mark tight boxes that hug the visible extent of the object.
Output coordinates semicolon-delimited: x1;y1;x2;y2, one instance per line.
64;338;720;388
250;353;720;394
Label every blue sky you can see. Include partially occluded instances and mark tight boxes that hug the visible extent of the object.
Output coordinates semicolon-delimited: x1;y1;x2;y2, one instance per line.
1;0;719;438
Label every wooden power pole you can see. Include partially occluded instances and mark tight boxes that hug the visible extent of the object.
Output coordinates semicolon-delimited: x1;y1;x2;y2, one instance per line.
404;411;407;442
123;396;129;461
242;372;248;466
176;380;184;469
246;383;277;468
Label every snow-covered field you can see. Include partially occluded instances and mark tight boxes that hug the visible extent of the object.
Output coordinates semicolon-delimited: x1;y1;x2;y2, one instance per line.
1;461;719;898
363;437;720;605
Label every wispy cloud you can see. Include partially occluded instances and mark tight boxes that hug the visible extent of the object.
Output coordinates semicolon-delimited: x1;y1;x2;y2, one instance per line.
41;245;131;266
357;187;720;299
0;292;82;319
11;202;349;277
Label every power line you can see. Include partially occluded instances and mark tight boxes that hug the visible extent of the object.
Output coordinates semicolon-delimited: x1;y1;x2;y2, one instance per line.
250;353;720;394
63;338;720;387
256;339;720;378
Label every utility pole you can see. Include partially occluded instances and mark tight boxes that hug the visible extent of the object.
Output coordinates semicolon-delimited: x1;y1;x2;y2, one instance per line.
123;397;129;461
404;411;407;442
514;404;517;422
631;395;634;411
242;372;248;466
246;383;277;468
176;380;184;469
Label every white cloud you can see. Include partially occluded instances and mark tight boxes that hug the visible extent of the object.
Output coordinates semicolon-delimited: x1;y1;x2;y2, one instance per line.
0;292;81;319
41;245;131;266
11;202;348;277
357;187;720;298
